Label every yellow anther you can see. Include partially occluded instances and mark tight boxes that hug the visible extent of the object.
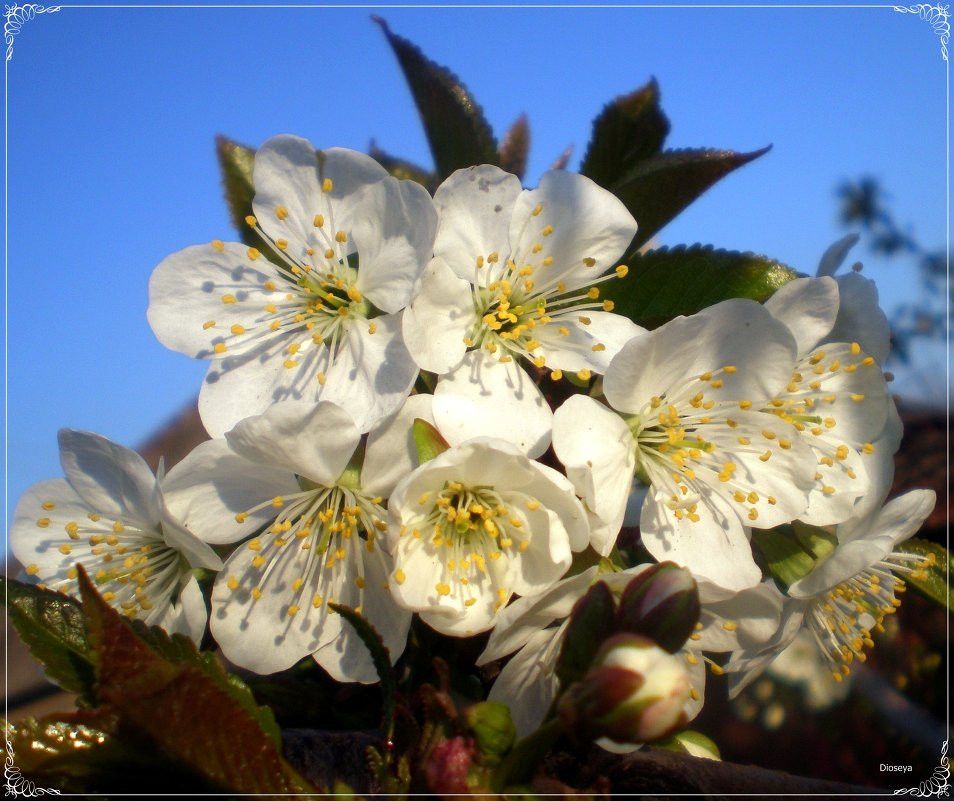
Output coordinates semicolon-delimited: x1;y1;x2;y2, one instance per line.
577;369;592;382
203;320;216;330
602;300;615;312
211;239;225;251
583;257;596;267
778;438;792;449
394;569;406;585
759;450;772;462
739;400;752;410
244;215;257;227
532;203;544;216
221;294;237;305
850;393;865;402
436;582;451;597
616;264;629;278
58;543;72;555
335;230;348;243
862;442;875;455
317;372;326;385
322;178;333;193
247;248;260;260
542;225;554;236
550;369;563;381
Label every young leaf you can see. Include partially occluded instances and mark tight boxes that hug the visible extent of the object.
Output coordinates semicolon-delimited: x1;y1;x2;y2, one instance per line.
374;17;498;180
215;134;275;256
2;576;96;704
555;581;617;689
498;114;530;180
413;418;451;465
76;567;315;795
579;78;670;188
603;244;797;329
330;603;397;738
369;141;437;190
894;538;952;610
613;146;770;248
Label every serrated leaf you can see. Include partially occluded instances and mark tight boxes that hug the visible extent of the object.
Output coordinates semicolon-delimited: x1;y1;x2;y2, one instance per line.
498;114;530;180
555;581;617;689
413;418;450;465
2;576;96;704
215;134;274;254
603;244;797;329
579;78;670;188
368;141;436;189
77;567;314;795
329;603;397;738
374;17;498;180
894;538;952;610
612;146;770;248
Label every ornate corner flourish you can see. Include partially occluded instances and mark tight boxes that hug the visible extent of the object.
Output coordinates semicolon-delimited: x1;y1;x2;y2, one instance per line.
894;4;952;60
4;3;61;63
893;740;951;797
4;739;60;797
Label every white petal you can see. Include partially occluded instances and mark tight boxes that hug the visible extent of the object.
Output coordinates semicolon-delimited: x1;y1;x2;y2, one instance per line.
155;576;209;645
157;501;224;571
764;277;839;359
726;600;808;698
161;439;299;545
488;627;563;736
226;401;359;486
552;395;635;554
433;350;552;458
58;430;160;525
352;177;437;313
252;137;388;250
147;241;281;359
640;490;762;593
696;581;785;652
319;312;420;432
432;165;522;283
605;299;797;414
509;170;637;294
829;272;891;363
536;312;645;374
362;393;436;498
479;566;600;663
815;233;859;277
402;258;473;374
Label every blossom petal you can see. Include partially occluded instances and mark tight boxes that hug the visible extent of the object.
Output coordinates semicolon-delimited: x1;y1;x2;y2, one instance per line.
605;299;797;414
536;311;645;374
225;401;359;487
58;430;160;524
640;489;762;593
402;258;473;374
509;170;637;295
432;165;522;283
830;272;891;364
362;393;437;499
764;277;839;358
352;177;437;313
433;350;552;458
154;576;209;644
161;439;299;545
552;395;635;554
696;581;786;652
726;600;809;698
488;627;563;736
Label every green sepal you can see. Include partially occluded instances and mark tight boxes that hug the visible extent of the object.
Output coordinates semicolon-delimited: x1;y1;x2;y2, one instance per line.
413;418;451;465
603;244;797;330
613;146;770;249
76;567;314;795
338;438;366;491
894;538;952;610
653;729;721;760
2;576;96;705
374;17;498;181
215;135;270;252
498;114;530;180
752;524;837;590
329;603;398;738
579;78;670;189
555;581;617;689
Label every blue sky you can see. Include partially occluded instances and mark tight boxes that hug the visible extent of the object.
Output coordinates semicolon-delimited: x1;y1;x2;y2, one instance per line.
4;2;949;530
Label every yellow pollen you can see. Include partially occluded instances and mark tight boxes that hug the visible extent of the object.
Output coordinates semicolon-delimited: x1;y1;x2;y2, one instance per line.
532;203;544;216
542;225;554;236
394;569;406;585
247;248;260;261
203;320;216;330
739;400;752;410
436;583;451;597
58;543;72;555
221;294;237;305
286;605;300;617
211;239;225;251
616;264;629;278
602;300;615;312
587;287;600;299
322;178;333;193
335;230;348;243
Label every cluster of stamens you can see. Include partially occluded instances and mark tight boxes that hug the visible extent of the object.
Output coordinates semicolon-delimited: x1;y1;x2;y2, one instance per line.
27;501;183;622
397;481;541;610
202;183;379;380
463;203;628;380
807;550;934;681
224;482;385;619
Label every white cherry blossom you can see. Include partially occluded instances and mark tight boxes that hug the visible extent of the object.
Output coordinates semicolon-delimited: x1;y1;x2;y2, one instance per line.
11;430;222;643
148;135;437;436
403;165;643;456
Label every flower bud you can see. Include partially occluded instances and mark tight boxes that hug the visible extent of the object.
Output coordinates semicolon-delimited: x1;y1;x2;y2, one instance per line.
558;633;691;746
463;701;516;765
616;562;700;652
424;736;476;796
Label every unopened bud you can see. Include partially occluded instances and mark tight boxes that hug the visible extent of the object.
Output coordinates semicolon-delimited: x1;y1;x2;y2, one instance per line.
616;562;700;652
424;736;476;795
559;633;691;746
463;701;516;765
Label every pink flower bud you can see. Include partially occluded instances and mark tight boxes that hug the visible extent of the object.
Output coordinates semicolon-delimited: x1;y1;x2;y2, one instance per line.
424;735;476;796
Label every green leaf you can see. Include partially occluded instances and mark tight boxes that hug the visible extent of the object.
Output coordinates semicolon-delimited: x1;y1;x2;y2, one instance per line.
369;141;436;189
498;114;530;180
76;567;315;795
215;134;275;255
603;244;797;329
579;78;670;188
329;603;397;738
654;729;721;760
752;524;838;591
374;16;498;180
612;146;770;248
413;418;451;465
555;581;617;689
2;576;96;704
894;538;952;610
